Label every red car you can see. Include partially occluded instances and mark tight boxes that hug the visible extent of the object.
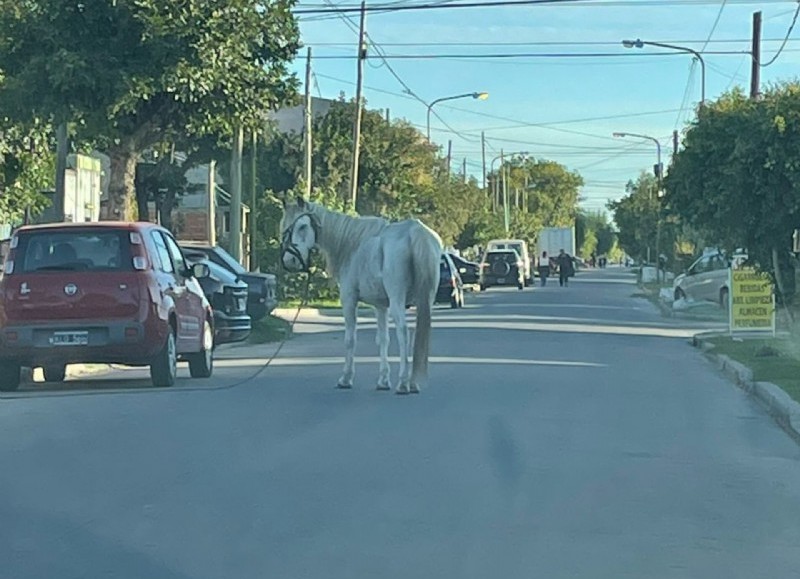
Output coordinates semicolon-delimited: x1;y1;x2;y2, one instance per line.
0;222;215;391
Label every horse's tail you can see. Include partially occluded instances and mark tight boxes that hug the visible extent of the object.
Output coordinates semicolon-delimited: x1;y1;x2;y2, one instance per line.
411;223;442;380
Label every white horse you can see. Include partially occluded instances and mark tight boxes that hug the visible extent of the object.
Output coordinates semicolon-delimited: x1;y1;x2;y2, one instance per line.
279;196;442;395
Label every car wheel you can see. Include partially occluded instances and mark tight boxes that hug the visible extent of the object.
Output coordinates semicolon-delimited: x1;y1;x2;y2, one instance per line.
150;329;177;387
0;361;21;392
674;287;686;301
720;287;730;309
43;364;67;383
189;319;214;378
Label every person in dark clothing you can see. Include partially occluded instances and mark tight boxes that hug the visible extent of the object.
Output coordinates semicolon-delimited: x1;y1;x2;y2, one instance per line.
556;249;574;287
537;251;550;286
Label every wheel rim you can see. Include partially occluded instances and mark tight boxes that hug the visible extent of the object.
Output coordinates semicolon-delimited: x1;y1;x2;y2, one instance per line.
168;333;177;380
203;321;213;351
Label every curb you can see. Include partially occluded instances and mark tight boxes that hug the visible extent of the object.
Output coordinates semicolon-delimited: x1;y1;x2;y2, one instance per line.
693;335;800;443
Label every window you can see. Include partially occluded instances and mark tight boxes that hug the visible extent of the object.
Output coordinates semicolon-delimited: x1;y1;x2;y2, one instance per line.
163;233;187;274
151;232;174;273
17;230;130;273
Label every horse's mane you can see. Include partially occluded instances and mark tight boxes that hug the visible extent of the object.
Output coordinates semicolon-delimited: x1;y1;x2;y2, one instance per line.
311;202;388;276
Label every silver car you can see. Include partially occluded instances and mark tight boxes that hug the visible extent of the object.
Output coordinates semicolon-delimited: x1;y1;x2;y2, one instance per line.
673;251;747;307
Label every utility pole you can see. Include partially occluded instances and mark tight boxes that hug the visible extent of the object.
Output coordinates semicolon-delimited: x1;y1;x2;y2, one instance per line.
385;109;390;123
54;123;68;222
249;131;258;271
481;131;487;190
462;157;467;183
673;129;679;157
348;0;367;211
304;47;313;198
446;139;452;180
750;11;762;99
230;125;244;264
207;160;216;246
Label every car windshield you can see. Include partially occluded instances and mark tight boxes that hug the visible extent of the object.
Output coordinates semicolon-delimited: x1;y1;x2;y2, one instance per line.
16;230;131;273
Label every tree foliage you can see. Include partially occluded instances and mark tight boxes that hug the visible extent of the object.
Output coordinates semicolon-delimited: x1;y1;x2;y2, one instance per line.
0;0;301;220
608;173;661;263
0;119;53;223
576;210;617;258
665;84;800;273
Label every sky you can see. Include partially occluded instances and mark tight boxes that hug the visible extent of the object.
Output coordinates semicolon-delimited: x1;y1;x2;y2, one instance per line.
288;0;800;213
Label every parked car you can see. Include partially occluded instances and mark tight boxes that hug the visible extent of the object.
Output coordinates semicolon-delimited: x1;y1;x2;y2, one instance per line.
480;249;525;291
0;222;215;391
673;250;748;307
184;256;251;344
448;252;480;287
485;239;532;286
437;253;465;308
179;242;277;321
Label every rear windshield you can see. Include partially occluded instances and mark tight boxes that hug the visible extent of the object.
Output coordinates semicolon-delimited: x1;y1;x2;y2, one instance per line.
486;252;518;265
15;230;132;273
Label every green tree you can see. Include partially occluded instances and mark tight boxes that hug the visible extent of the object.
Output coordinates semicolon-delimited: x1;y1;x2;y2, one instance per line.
608;173;660;263
0;0;300;220
0;119;53;223
665;84;800;294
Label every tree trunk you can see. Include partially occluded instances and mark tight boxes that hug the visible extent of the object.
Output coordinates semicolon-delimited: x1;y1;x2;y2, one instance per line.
772;247;794;322
159;190;176;232
106;144;139;221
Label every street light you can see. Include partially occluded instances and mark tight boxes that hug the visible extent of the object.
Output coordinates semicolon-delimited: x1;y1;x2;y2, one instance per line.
613;131;663;277
622;38;705;105
426;91;489;140
490;151;527;234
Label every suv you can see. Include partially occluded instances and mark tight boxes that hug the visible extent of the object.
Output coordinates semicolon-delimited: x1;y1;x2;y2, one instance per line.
485;239;532;286
480;249;525;291
0;222;215;391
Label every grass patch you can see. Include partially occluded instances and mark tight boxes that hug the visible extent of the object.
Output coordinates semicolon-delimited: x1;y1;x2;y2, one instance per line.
248;314;293;344
708;336;800;403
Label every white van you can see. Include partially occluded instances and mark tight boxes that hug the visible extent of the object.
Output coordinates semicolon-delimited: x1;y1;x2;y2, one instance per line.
485;239;532;285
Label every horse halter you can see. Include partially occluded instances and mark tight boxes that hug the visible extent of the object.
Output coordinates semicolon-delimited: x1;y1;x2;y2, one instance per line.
280;212;320;273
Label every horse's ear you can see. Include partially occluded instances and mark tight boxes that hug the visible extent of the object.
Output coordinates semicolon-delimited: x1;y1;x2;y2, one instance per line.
296;196;306;209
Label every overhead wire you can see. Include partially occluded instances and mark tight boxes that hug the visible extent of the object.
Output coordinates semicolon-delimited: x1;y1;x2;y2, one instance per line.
761;0;800;66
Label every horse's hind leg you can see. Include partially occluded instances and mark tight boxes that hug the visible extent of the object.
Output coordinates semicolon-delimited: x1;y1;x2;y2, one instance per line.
337;296;358;389
375;306;391;391
388;300;411;395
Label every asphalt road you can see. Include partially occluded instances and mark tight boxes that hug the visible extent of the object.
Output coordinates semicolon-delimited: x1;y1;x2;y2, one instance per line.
2;267;800;579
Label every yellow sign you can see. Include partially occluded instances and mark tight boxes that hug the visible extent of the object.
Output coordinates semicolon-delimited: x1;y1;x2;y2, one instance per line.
729;267;775;334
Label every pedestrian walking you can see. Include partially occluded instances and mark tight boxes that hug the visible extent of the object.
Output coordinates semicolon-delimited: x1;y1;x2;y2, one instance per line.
556;249;574;287
537;251;550;286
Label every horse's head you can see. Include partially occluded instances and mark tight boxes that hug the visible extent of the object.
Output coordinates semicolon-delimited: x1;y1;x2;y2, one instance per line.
279;195;319;273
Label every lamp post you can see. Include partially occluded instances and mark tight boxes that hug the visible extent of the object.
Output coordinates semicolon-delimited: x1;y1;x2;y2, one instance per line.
613;132;663;279
490;151;528;234
622;38;705;105
426;91;489;141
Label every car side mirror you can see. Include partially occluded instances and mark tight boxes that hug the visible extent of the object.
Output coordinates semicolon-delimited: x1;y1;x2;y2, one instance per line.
191;262;210;279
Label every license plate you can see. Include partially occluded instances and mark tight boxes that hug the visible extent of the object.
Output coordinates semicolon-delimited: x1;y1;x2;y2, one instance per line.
497;278;505;284
50;331;89;346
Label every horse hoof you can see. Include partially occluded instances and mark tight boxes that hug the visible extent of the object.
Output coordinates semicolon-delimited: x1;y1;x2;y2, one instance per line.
336;383;352;390
409;384;420;394
395;385;410;395
376;383;391;391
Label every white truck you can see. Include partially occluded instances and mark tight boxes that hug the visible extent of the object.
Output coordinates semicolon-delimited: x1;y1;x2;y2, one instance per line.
536;227;576;274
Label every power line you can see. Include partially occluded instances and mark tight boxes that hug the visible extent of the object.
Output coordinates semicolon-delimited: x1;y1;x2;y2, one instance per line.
295;50;749;59
301;37;800;47
761;1;800;66
295;0;794;16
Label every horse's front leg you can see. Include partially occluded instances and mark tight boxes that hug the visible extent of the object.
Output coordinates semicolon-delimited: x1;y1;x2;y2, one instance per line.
375;306;391;391
389;301;411;395
337;297;358;389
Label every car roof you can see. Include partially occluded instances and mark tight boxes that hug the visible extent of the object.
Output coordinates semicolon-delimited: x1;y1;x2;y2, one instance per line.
14;221;163;234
